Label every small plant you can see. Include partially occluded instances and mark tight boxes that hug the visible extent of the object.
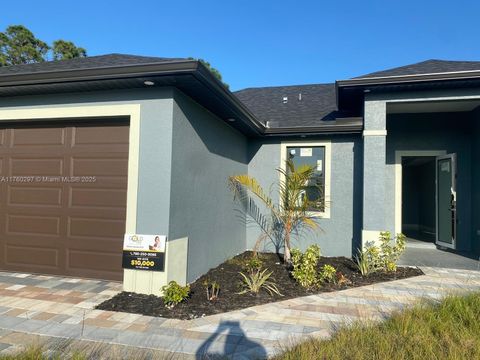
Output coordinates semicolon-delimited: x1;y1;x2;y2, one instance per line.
319;264;337;283
354;250;369;275
238;268;283;296
291;244;321;288
161;281;190;308
355;232;407;275
243;256;264;273
379;232;406;272
203;279;220;301
336;272;351;286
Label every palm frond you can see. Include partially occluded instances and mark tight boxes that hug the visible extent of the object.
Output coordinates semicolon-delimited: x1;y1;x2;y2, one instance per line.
229;175;275;212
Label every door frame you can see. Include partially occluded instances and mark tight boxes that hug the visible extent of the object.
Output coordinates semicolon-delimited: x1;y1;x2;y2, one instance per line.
394;150;447;236
435;153;457;249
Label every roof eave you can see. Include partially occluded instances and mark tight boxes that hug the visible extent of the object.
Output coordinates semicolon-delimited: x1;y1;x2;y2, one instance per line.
263;119;363;136
0;60;202;86
0;60;266;136
336;70;480;88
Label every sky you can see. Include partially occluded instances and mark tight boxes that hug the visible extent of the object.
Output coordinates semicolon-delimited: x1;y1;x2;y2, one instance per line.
2;0;480;91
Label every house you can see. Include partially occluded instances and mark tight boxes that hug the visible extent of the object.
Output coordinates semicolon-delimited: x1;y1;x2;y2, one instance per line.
0;54;478;295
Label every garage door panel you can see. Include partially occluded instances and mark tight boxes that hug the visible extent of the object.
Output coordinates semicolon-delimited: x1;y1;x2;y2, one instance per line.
69;187;127;209
8;186;63;207
66;237;123;253
10;158;64;176
71;157;128;177
5;245;58;268
0;122;128;280
68;249;122;273
72;126;129;146
68;217;125;239
11;127;66;146
6;214;61;236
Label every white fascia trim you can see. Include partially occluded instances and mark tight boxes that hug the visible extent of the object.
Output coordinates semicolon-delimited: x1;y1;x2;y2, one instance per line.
394;150;446;235
363;129;387;137
0;104;141;234
280;140;331;219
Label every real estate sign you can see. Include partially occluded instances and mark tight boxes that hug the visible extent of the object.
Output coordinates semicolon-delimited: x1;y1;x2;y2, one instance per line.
122;234;166;271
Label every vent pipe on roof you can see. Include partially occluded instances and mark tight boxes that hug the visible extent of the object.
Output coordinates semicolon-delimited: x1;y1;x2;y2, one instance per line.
283;96;288;104
299;93;302;101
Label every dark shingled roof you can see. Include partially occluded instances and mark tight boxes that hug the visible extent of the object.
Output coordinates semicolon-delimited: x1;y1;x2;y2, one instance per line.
0;53;187;75
234;83;356;129
356;59;480;79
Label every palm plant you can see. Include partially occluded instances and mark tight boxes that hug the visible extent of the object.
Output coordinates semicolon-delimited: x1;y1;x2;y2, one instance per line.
238;268;283;296
229;160;322;265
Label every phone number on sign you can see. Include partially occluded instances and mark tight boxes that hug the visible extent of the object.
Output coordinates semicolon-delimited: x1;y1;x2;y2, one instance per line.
0;176;97;183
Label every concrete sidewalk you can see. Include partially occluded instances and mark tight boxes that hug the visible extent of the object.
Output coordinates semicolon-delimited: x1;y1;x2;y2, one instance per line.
0;267;480;359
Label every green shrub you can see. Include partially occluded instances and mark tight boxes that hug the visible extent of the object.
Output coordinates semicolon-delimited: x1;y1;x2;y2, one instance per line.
355;232;407;275
243;256;264;273
379;232;406;272
319;264;337;283
238;268;283;296
161;281;190;307
291;244;321;288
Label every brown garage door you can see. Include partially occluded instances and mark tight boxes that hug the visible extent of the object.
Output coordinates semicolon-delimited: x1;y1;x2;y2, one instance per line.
0;120;129;281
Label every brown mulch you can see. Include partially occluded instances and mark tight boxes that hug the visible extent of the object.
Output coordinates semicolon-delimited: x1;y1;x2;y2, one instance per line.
96;251;423;320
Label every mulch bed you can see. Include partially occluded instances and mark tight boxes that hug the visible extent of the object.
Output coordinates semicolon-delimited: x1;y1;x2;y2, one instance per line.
96;251;423;320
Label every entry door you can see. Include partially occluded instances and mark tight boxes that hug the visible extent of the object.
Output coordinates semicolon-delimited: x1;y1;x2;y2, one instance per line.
436;154;457;249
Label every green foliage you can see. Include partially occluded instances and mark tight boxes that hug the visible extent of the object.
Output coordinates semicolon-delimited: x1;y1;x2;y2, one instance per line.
188;57;228;88
238;268;283;296
161;281;190;307
0;24;86;66
275;293;480;360
203;279;220;301
52;40;87;60
379;231;406;272
319;264;337;283
0;25;48;66
229;160;322;264
355;232;407;275
243;256;264;273
291;245;321;288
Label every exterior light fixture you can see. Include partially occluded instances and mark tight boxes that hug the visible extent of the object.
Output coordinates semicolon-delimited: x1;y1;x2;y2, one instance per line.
144;80;155;86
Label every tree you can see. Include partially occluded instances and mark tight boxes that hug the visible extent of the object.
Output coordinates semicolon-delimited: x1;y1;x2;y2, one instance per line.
0;25;86;66
188;57;229;88
229;160;322;265
0;25;49;66
52;40;86;60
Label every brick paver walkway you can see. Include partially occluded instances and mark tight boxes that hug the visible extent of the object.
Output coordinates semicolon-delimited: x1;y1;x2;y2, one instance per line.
0;267;479;359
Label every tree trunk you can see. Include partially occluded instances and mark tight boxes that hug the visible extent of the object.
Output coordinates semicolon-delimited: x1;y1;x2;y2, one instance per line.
284;222;292;265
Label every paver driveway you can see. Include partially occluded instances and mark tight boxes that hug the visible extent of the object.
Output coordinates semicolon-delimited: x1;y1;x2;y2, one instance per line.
0;267;480;359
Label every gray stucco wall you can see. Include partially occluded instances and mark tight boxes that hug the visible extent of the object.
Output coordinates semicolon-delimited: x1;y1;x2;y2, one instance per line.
247;136;362;257
0;88;175;239
386;112;473;251
170;90;248;282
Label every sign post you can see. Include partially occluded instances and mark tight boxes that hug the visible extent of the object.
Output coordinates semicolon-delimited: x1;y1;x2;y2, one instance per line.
122;234;166;271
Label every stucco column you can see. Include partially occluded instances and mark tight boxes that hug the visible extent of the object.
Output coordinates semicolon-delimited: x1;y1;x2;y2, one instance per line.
362;100;388;247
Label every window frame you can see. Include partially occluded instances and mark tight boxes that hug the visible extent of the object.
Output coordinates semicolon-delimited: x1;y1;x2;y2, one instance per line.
280;140;331;219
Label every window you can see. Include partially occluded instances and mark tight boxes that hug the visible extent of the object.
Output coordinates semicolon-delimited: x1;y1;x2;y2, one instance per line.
281;141;331;218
